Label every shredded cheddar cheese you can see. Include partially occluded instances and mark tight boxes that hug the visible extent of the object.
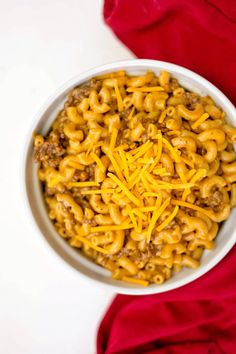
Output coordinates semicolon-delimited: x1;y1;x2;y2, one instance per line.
182;189;190;201
90;152;106;172
153;183;194;190
137;215;143;232
138;206;157;212
182;168;207;201
126;86;164;93
143;192;162;198
159;109;167;123
118;147;129;181
132;209;147;221
115;144;129;151
156;205;179;232
109;128;118;151
171;200;213;218
130;165;149;191
138;157;155;164
86;140;94;156
149;137;162;172
67;161;84;170
143;171;193;190
177;169;188;185
93;142;104;149
95;70;125;80
176;167;190;200
80;189;115;195
128;142;153;162
152;167;166;174
108;173;141;206
127;141;152;156
114;79;123;112
162;137;181;163
75;235;109;254
186;169;197;181
105;151;125;182
128;106;135;120
127;206;138;230
48;175;62;188
67;181;99;188
167;130;181;136
155;193;163;210
122;276;149;287
192;113;210;129
146;197;170;242
181;157;194;168
140;175;152;192
91;224;133;232
153;169;170;177
128;168;142;188
190;169;207;184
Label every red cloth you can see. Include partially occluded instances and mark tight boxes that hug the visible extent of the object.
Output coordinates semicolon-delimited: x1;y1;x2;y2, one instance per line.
97;1;236;353
97;247;236;353
104;0;236;105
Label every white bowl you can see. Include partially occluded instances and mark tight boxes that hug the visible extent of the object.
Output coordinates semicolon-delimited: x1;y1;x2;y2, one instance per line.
23;59;236;295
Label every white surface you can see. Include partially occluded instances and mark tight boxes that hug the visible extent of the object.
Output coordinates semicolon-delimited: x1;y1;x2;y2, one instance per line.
0;1;133;353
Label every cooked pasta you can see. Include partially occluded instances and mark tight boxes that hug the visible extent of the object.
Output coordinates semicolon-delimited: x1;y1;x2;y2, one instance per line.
34;70;236;286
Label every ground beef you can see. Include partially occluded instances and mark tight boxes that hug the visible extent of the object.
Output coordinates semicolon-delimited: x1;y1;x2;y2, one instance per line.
72;86;91;100
34;141;65;168
34;128;68;168
170;78;180;90
90;78;102;91
141;133;149;143
115;243;159;262
83;218;97;226
73;195;90;209
135;245;160;262
204;190;223;208
120;107;133;120
85;164;95;179
184;92;200;108
71;170;89;182
106;98;118;115
148;77;159;86
59;134;69;149
197;147;205;155
52;115;69;136
63;96;74;109
44;186;57;196
71;79;102;101
116;248;131;258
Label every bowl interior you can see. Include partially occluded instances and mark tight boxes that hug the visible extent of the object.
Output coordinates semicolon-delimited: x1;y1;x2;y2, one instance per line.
24;60;236;294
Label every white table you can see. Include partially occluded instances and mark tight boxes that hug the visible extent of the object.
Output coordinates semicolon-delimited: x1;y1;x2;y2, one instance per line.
0;1;133;353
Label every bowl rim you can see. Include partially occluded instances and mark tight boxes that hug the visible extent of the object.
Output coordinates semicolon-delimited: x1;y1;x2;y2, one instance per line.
22;59;236;295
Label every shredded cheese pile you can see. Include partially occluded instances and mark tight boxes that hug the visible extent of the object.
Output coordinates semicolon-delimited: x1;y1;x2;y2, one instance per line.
84;130;209;242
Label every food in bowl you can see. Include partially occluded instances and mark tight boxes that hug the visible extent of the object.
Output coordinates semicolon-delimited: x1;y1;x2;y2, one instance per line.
33;70;236;286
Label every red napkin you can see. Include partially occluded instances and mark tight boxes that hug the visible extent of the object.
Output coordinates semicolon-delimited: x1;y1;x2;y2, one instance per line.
104;0;236;104
97;1;236;353
97;247;236;353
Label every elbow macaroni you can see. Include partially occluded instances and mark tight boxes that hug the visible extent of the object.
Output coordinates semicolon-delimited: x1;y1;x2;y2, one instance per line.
34;70;236;286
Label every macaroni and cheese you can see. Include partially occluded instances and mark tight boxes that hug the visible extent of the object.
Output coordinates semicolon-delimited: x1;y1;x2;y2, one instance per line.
34;70;236;286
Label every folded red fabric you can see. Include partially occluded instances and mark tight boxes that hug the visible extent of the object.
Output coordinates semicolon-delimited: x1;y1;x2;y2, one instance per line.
97;246;236;353
97;1;236;353
104;0;236;104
